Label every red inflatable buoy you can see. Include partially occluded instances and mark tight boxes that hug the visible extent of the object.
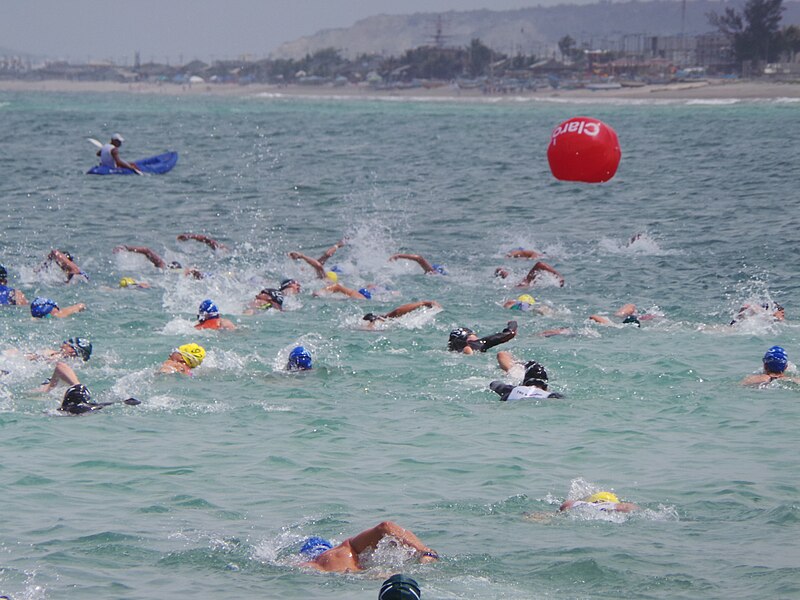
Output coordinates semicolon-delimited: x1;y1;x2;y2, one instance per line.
547;117;621;183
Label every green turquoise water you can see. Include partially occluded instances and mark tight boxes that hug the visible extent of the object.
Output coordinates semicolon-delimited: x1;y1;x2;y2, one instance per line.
0;90;798;599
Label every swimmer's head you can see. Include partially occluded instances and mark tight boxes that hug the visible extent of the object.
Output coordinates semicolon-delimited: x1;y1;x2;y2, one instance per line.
523;360;548;389
31;297;58;318
586;491;619;504
299;536;333;559
379;574;422;600
280;278;301;293
0;264;7;281
287;346;312;371
363;313;384;323
111;133;124;144
517;294;536;305
448;327;475;351
431;263;448;275
197;299;220;322
168;261;183;270
763;346;788;373
326;271;338;282
622;314;641;327
64;337;92;362
60;383;93;414
177;343;205;368
358;288;372;299
119;277;137;288
494;267;509;279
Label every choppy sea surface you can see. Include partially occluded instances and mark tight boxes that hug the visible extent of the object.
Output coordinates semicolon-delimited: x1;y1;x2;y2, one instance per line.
1;89;799;600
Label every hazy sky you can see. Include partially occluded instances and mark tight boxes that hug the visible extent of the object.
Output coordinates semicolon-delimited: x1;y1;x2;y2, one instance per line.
1;0;589;63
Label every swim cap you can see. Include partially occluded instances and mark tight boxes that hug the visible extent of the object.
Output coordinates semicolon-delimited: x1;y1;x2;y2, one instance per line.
523;360;549;388
622;314;641;326
119;277;137;288
31;297;58;318
65;337;92;362
197;299;219;321
111;133;124;143
178;343;206;368
517;294;536;305
326;271;338;282
379;574;422;600
358;288;372;299
586;491;619;504
60;384;93;414
363;313;380;322
330;265;344;274
259;288;284;308
0;264;6;280
763;346;788;373
299;536;333;559
168;261;182;270
287;346;312;370
280;278;300;291
431;263;448;275
448;327;474;351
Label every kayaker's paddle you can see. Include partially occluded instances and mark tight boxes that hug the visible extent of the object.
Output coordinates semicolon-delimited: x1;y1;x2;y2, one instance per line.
87;137;144;175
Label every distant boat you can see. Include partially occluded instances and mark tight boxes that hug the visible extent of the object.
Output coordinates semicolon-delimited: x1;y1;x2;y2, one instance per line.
87;151;178;175
586;82;623;91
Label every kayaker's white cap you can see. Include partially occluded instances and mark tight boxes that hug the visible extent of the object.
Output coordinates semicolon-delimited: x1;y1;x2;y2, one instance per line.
112;133;125;143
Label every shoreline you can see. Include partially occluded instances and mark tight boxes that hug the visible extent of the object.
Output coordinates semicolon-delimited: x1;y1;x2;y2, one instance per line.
1;78;799;102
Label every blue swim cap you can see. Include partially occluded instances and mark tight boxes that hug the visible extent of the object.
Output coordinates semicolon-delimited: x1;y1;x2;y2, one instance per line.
198;299;219;320
300;536;332;559
431;263;448;275
763;346;788;373
287;346;312;370
358;287;372;299
31;297;58;318
330;265;344;274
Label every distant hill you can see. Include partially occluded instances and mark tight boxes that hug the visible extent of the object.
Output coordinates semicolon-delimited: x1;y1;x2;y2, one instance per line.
271;0;800;59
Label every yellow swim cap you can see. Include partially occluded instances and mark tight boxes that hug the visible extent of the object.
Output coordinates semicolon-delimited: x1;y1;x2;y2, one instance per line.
586;491;619;504
517;294;536;305
119;277;137;287
326;271;338;282
178;343;206;368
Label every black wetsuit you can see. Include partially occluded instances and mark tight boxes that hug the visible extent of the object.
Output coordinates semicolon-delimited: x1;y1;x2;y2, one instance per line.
467;322;517;352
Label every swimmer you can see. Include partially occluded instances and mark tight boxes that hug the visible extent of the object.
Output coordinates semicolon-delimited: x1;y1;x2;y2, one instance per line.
389;253;447;275
448;320;517;354
741;346;800;386
118;276;151;289
176;233;227;251
244;288;284;314
30;296;86;319
559;491;640;513
45;250;88;282
279;278;302;295
730;301;784;325
506;248;542;259
159;343;206;374
494;267;510;279
313;282;373;300
300;521;438;573
516;261;564;288
362;300;441;329
379;574;422;600
589;303;644;327
288;239;346;279
286;346;312;371
56;381;140;415
502;294;554;316
25;337;92;362
0;263;28;305
113;245;204;279
489;350;564;400
194;299;237;330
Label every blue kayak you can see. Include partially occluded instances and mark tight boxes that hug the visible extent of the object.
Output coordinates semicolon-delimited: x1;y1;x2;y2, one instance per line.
87;151;178;175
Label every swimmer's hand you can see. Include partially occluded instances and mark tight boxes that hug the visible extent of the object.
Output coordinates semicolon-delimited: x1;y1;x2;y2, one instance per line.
506;320;518;333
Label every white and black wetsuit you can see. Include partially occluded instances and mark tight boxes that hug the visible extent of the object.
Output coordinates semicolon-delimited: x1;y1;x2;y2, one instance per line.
489;381;564;401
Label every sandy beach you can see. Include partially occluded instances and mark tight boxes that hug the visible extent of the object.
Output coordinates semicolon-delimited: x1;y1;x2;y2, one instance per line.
1;78;799;101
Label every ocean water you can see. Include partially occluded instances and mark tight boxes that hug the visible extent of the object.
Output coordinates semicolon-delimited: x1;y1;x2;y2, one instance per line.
0;89;799;600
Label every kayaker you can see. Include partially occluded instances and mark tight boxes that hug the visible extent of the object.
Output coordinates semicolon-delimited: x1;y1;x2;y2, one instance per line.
97;133;140;173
